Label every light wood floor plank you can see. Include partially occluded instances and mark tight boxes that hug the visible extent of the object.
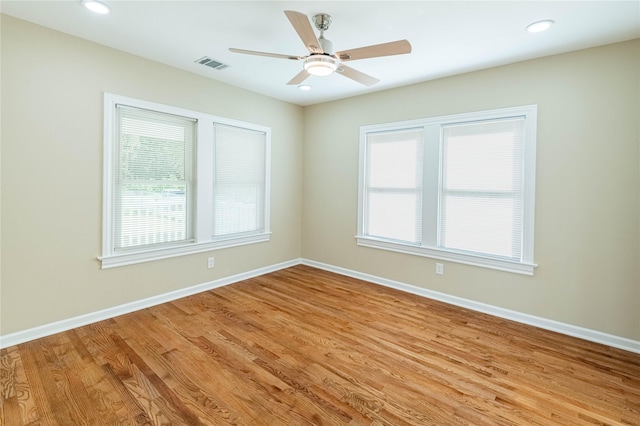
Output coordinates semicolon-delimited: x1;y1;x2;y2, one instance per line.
1;265;639;425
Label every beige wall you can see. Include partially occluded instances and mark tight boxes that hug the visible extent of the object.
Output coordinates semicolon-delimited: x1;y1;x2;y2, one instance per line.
0;16;303;334
302;39;640;340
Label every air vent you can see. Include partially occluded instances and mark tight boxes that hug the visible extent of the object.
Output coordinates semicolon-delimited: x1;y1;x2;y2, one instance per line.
195;56;229;70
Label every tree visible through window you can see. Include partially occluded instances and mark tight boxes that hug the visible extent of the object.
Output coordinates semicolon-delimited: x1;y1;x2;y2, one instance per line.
101;94;271;268
115;106;194;250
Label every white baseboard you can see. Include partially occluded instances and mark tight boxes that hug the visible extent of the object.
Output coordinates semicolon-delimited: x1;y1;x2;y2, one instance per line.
3;257;639;355
301;259;640;355
0;259;301;349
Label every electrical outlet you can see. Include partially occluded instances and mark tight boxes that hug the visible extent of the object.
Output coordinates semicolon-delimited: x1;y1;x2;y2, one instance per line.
435;263;444;275
207;257;215;269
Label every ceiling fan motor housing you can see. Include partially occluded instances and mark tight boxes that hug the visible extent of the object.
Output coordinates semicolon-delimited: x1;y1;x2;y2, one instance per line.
318;36;334;55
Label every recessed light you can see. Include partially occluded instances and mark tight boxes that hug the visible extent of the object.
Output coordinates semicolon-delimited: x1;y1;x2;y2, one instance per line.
82;0;110;15
526;20;554;33
298;85;312;91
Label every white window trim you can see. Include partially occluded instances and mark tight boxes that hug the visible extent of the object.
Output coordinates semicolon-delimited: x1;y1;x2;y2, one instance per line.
100;93;271;269
356;105;537;276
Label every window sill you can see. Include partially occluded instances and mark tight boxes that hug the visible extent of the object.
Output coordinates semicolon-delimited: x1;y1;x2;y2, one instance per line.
355;236;537;276
99;233;271;269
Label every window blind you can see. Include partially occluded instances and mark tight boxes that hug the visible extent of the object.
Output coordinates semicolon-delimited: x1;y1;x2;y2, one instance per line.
114;106;195;250
364;128;424;244
439;118;525;260
212;124;266;237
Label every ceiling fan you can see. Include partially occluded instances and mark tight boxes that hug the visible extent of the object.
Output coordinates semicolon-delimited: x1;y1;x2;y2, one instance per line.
229;10;412;86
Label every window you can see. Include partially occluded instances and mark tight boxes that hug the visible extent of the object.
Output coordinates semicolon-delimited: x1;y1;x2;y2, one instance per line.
364;128;424;244
212;124;266;238
114;106;196;251
101;94;270;268
357;105;537;275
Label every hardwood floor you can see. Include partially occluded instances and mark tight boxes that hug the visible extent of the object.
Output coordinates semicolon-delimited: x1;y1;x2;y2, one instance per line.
2;265;639;425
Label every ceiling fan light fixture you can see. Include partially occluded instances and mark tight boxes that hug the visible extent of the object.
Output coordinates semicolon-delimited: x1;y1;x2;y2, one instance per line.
304;56;338;76
82;0;110;14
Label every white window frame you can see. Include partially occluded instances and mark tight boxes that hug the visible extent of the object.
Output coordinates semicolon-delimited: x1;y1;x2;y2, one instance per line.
357;105;537;275
100;93;271;268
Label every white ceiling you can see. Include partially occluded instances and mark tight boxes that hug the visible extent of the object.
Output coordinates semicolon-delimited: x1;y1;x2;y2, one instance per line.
2;1;639;106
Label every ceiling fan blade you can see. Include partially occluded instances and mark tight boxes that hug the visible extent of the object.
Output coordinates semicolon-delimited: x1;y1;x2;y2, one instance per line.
229;48;302;60
284;10;323;54
336;64;380;86
286;69;311;85
336;39;411;62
